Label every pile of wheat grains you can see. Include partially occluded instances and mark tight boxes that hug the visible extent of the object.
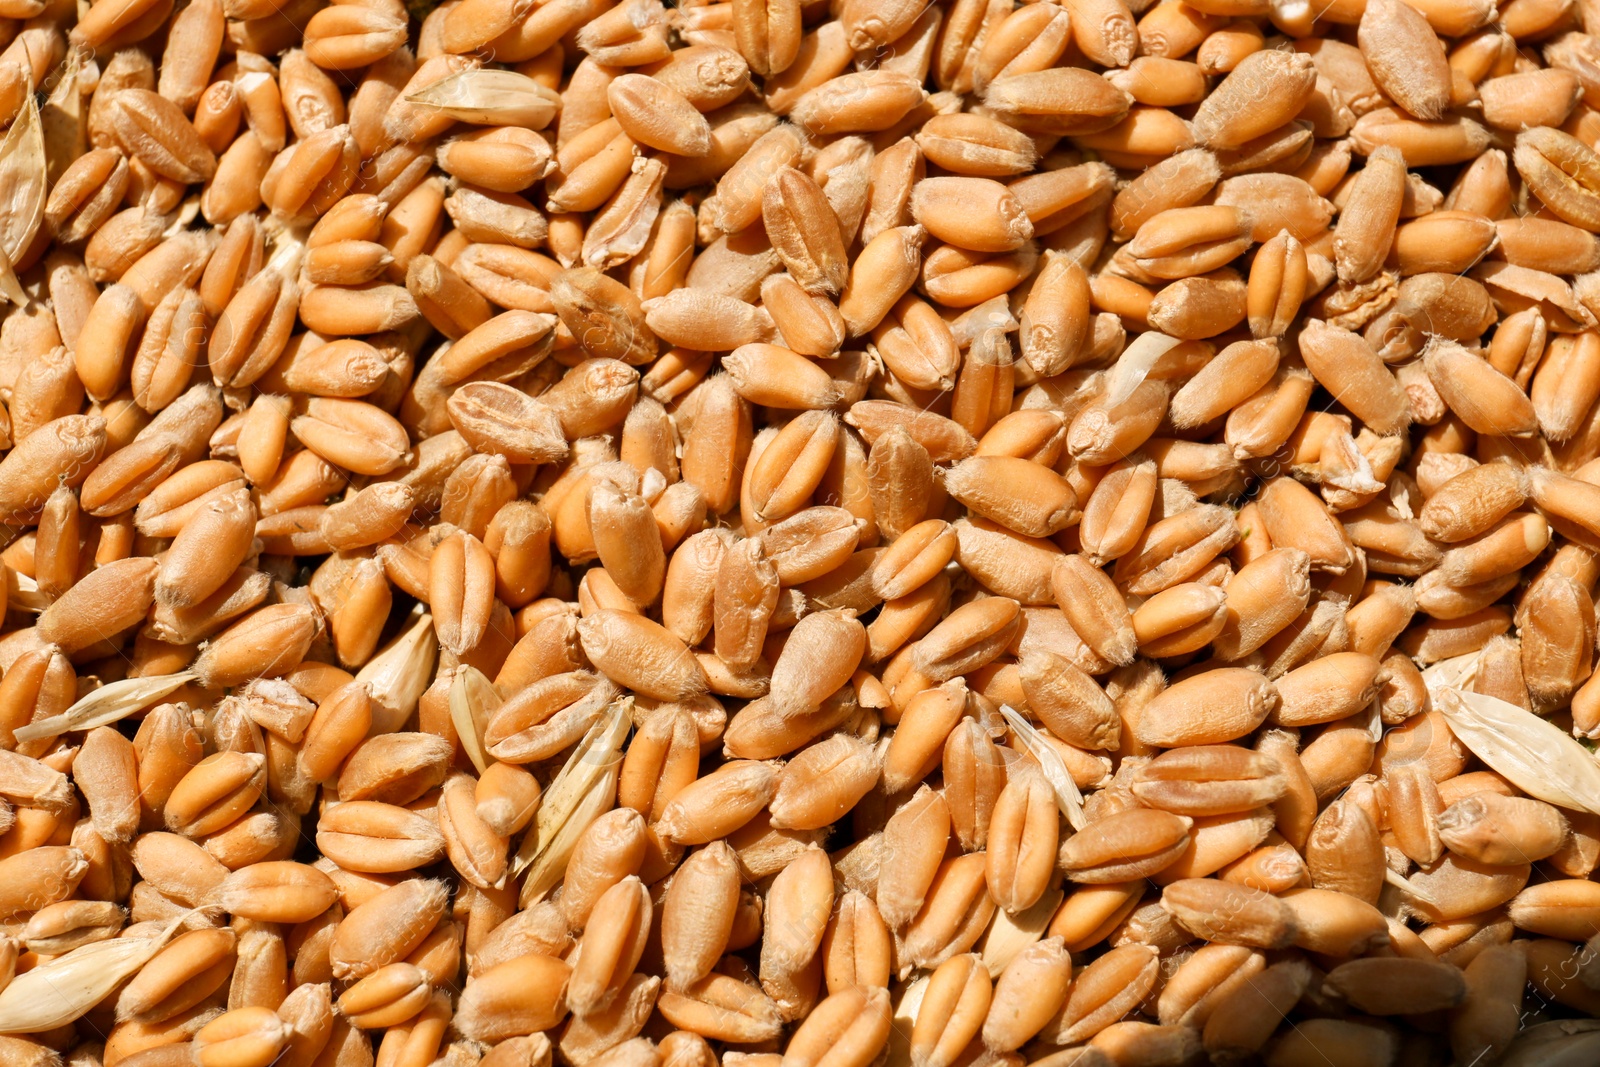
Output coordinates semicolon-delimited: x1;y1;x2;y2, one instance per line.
6;0;1600;1062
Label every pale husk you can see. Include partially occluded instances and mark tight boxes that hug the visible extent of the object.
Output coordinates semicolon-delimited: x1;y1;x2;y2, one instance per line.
406;69;561;128
1104;331;1182;406
1436;687;1600;815
0;83;43;304
1501;1020;1600;1067
449;665;501;774
14;672;196;743
1389;866;1437;908
885;975;929;1067
1422;653;1480;697
0;911;190;1032
355;606;438;735
1000;704;1086;830
41;50;86;187
512;694;630;904
978;883;1062;977
7;572;46;613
